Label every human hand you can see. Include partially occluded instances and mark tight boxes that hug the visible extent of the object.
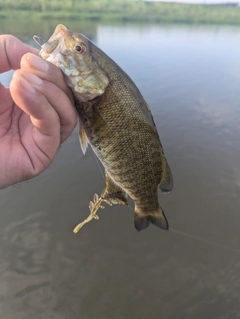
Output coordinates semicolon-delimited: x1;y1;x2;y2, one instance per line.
0;35;77;189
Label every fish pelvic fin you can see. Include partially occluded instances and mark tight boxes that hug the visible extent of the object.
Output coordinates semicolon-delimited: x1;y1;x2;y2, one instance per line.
105;171;128;205
159;156;173;193
134;206;169;231
78;119;89;155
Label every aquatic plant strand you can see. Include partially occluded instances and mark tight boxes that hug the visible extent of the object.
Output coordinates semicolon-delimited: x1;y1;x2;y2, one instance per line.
73;190;112;233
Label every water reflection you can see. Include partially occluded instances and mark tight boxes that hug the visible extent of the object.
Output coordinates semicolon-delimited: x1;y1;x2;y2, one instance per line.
1;21;240;319
2;212;50;275
0;19;99;46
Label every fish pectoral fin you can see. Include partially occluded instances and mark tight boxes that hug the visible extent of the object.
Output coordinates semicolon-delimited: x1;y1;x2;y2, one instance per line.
78;119;89;155
159;156;173;193
105;171;128;205
134;206;169;231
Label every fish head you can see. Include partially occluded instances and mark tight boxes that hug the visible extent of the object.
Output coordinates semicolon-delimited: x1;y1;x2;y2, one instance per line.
39;24;109;102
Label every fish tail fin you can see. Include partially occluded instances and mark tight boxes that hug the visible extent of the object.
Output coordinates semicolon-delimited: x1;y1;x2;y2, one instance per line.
134;206;169;231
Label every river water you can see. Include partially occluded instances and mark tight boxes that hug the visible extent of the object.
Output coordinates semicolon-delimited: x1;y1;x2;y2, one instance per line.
1;19;240;319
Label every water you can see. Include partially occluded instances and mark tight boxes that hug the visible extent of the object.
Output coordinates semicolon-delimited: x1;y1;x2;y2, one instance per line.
1;19;240;319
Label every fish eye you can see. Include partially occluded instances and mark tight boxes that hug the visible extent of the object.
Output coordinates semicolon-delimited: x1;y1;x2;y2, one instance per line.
74;43;86;54
74;45;82;52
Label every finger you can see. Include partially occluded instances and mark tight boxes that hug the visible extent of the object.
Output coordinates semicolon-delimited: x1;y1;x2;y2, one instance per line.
10;70;60;140
21;70;77;142
10;73;61;169
0;35;38;73
20;53;74;104
10;69;77;142
0;85;12;136
0;84;12;115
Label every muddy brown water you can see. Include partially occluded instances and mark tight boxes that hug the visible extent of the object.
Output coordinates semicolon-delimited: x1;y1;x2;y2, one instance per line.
1;20;240;319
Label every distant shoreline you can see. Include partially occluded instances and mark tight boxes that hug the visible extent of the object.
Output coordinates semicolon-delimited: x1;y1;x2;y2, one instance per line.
1;1;240;25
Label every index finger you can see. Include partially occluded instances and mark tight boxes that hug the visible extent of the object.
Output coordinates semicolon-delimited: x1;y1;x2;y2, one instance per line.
0;35;38;73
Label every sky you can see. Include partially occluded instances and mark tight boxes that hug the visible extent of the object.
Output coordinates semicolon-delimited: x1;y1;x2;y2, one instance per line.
145;0;238;3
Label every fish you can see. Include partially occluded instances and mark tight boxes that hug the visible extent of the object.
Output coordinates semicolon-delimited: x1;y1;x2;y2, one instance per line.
38;24;173;232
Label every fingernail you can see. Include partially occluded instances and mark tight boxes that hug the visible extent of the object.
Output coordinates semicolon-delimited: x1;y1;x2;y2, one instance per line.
27;53;48;72
23;71;42;86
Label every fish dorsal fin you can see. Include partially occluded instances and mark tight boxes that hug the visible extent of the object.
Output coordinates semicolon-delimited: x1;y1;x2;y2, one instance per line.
159;156;173;193
78;120;89;155
105;171;128;205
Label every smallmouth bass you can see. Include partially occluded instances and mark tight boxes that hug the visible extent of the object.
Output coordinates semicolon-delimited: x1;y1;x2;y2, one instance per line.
38;24;173;232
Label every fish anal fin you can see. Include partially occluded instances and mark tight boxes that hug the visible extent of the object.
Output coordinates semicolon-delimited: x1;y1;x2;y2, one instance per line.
159;156;173;193
105;171;128;205
78;120;89;155
134;206;169;231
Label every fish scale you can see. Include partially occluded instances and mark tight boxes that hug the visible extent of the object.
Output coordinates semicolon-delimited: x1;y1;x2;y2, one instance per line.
39;24;173;232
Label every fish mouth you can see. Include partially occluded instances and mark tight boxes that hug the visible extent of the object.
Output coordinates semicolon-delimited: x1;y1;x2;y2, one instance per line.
37;24;69;59
55;24;68;36
49;24;69;42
